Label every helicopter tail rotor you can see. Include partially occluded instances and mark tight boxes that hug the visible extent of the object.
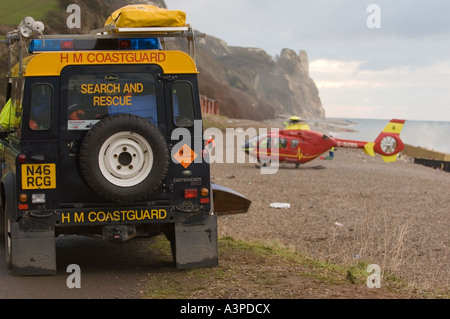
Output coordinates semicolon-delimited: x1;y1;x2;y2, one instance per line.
372;119;406;162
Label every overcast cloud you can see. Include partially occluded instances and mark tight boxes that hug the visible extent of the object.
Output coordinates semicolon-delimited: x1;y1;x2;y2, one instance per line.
166;0;450;121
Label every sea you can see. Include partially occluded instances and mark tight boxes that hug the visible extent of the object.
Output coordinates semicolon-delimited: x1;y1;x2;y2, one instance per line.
326;118;450;155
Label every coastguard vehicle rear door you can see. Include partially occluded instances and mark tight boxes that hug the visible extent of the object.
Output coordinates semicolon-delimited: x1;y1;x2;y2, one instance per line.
164;75;211;212
58;64;168;204
20;77;59;210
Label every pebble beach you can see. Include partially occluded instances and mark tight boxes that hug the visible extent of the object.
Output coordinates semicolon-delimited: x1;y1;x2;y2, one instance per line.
212;146;450;293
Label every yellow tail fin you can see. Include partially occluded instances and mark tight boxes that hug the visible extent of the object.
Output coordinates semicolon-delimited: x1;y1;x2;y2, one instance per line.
382;155;399;162
382;120;405;134
363;142;375;157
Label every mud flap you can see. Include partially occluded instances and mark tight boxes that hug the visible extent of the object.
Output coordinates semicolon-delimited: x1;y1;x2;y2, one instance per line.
9;221;56;275
174;214;218;270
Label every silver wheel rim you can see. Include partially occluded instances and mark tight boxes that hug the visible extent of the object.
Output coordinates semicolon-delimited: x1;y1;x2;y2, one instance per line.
6;216;11;258
98;131;153;187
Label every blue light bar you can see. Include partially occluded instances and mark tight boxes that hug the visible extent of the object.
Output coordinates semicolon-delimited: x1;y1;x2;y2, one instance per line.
29;39;74;52
28;38;162;53
118;38;162;50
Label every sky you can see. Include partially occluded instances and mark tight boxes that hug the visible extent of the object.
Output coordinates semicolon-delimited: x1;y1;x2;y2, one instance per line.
165;0;450;121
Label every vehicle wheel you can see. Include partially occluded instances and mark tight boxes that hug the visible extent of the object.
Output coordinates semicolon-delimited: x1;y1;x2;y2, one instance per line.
163;225;176;264
79;114;169;203
0;202;4;238
4;202;12;269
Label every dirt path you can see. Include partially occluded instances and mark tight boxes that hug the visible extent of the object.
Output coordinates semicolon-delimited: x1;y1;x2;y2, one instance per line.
0;236;166;299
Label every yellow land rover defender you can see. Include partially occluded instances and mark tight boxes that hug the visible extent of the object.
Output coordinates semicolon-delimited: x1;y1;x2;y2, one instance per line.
0;13;250;275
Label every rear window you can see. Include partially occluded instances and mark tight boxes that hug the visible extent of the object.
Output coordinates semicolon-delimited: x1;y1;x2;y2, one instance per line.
67;72;157;130
172;82;195;127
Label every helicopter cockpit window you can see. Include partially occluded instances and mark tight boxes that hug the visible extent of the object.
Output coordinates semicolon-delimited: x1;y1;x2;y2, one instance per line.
259;137;270;149
269;137;286;149
291;139;300;148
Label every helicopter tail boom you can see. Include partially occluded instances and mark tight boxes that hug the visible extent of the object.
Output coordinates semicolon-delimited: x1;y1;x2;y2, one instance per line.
335;119;406;162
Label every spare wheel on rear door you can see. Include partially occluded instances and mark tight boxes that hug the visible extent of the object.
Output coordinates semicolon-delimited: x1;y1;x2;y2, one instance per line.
79;114;169;203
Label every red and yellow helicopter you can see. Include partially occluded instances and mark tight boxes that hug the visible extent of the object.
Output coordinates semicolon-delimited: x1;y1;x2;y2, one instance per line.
244;117;406;167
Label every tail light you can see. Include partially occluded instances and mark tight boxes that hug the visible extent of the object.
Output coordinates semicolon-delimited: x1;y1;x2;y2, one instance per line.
184;189;198;199
18;154;27;163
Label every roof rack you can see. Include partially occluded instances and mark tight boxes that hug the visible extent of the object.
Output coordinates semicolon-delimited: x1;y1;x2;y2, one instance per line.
1;19;205;77
90;24;205;62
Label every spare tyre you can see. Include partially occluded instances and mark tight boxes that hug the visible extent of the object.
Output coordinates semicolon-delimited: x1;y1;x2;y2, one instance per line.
79;114;169;203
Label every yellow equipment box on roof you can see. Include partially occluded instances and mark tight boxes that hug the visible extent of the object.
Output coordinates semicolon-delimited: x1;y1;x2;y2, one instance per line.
105;4;186;28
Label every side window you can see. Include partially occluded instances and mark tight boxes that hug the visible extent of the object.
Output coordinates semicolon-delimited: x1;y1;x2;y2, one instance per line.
291;139;300;148
172;82;194;127
29;84;52;131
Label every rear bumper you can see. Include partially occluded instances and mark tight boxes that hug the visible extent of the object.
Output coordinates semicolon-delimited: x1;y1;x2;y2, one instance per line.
19;205;177;228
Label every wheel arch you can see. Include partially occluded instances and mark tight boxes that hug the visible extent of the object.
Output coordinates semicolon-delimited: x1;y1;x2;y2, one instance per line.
1;172;17;221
